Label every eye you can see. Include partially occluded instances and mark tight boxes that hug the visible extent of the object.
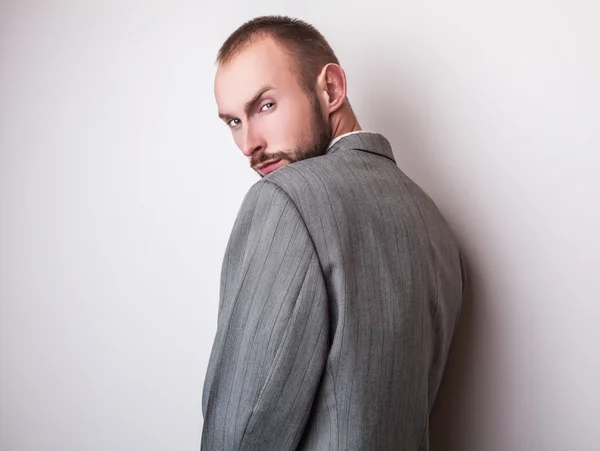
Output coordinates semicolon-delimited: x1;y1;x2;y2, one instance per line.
227;118;241;128
261;102;274;112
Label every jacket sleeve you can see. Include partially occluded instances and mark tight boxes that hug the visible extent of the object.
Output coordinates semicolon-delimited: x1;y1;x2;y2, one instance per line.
201;180;329;451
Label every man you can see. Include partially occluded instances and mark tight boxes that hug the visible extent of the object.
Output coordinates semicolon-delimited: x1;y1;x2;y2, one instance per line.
201;15;464;451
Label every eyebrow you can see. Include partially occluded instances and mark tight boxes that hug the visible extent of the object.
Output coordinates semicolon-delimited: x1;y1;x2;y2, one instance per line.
218;85;274;122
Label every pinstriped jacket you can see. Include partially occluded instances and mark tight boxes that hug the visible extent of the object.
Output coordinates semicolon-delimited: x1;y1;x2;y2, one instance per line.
201;132;464;451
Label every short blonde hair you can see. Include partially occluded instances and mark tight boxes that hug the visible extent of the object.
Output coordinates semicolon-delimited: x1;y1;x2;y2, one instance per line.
217;15;340;93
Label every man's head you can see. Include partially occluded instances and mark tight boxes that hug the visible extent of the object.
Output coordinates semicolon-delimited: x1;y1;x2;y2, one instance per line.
214;16;357;176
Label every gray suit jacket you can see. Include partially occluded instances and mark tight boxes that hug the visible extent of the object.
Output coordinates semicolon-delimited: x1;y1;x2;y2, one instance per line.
201;133;464;451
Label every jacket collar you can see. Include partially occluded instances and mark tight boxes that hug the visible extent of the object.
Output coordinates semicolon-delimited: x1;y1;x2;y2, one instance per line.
325;132;396;164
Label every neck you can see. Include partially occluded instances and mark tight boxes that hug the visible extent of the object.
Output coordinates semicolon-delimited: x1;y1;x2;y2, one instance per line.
329;103;361;141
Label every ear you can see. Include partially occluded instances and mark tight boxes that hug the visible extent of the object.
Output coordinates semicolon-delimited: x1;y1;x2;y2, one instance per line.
315;63;347;115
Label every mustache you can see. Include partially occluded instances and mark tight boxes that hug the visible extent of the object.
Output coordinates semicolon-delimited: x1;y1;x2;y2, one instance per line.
250;151;291;168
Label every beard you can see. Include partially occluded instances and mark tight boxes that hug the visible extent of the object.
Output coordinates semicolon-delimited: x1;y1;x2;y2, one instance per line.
250;93;332;176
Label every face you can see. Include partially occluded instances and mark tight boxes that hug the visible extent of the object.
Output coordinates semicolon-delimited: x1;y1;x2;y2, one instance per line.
215;37;332;177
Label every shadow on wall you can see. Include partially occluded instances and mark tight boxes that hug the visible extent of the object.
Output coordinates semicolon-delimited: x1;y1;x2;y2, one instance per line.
361;69;481;451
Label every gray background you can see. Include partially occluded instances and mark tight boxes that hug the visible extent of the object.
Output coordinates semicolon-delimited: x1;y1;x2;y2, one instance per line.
1;1;599;450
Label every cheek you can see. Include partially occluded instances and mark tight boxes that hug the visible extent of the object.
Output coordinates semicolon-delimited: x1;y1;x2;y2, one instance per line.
259;109;292;146
269;102;309;142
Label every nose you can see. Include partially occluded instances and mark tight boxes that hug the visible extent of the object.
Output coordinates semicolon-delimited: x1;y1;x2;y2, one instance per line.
241;126;265;157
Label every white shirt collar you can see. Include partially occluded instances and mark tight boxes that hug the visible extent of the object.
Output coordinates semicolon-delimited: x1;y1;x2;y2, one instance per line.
327;130;368;150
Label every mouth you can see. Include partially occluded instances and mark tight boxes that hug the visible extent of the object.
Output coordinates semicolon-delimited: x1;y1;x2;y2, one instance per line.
255;159;284;175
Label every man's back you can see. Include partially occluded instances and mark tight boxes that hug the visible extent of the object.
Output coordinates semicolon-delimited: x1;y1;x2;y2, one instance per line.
201;133;463;450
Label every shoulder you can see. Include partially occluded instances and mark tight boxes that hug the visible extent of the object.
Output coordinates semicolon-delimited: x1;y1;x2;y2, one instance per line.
238;176;315;232
260;153;345;202
240;178;295;216
237;159;334;234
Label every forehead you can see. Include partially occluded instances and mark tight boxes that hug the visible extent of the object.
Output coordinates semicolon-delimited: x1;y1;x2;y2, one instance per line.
214;37;299;110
